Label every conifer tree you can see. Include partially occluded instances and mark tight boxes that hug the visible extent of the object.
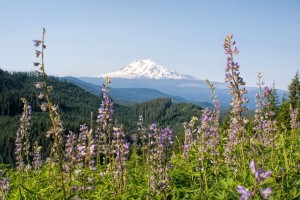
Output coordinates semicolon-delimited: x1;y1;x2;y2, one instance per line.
288;71;300;110
270;81;280;118
277;94;290;131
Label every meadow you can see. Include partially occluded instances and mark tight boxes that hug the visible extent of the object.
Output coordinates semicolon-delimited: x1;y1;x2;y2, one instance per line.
0;30;300;200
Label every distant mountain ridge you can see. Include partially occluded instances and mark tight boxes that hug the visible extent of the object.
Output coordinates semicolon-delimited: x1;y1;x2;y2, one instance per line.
99;59;196;80
62;76;212;108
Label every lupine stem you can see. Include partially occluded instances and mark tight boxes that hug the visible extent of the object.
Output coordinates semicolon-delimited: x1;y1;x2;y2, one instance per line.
240;143;246;182
280;134;289;172
146;130;151;200
21;99;31;173
201;132;208;193
40;29;66;200
252;179;258;199
82;128;92;200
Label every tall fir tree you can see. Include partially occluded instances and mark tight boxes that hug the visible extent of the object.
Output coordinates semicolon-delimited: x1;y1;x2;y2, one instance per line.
288;71;300;110
270;81;280;119
277;94;291;131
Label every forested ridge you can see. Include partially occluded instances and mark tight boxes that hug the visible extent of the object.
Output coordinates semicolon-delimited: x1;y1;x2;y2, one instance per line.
0;68;203;164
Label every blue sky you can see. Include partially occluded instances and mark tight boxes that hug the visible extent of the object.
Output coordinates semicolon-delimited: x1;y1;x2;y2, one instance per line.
0;0;299;90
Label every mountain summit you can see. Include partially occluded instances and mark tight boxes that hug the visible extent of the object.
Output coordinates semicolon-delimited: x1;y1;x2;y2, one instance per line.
99;59;195;80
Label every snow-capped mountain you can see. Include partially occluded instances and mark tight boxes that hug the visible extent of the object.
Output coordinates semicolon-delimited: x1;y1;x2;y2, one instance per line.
99;59;196;80
80;59;287;109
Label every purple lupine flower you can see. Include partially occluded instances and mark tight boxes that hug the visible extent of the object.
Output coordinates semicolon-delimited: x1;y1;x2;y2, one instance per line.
35;70;41;77
253;73;264;139
87;186;95;191
33;40;41;47
113;128;130;173
33;62;40;66
35;82;43;89
239;160;272;199
237;185;251;200
232;47;239;55
89;144;97;158
0;167;10;198
15;99;31;171
32;141;42;172
77;124;88;161
97;85;114;127
182;122;192;158
47;86;53;91
111;126;130;192
137;115;144;126
99;131;107;155
37;93;44;100
86;129;98;171
89;162;97;171
250;160;256;174
253;73;277;147
197;108;214;161
260;188;272;199
15;129;24;171
35;50;42;58
131;132;139;156
149;123;158;131
40;102;47;112
223;34;249;169
137;115;147;143
249;159;272;183
149;124;173;195
63;132;76;173
74;124;97;199
137;115;148;160
78;146;86;153
23;103;32;171
161;127;174;146
72;186;79;191
72;124;89;196
96;78;114;165
131;133;138;145
255;169;272;183
204;80;221;166
87;176;94;183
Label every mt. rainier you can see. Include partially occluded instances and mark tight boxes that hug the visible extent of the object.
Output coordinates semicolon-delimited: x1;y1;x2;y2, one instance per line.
99;59;196;80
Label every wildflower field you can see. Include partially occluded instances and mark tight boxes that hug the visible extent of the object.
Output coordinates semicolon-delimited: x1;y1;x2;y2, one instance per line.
1;30;300;200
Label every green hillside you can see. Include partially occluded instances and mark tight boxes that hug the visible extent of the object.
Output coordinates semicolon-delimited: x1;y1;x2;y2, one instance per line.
0;68;203;164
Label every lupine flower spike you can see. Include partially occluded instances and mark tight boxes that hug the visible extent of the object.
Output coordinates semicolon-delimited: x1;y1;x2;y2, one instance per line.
0;167;10;199
149;124;173;198
224;34;248;172
33;40;41;47
33;28;67;199
15;98;31;172
237;160;272;199
32;141;42;172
